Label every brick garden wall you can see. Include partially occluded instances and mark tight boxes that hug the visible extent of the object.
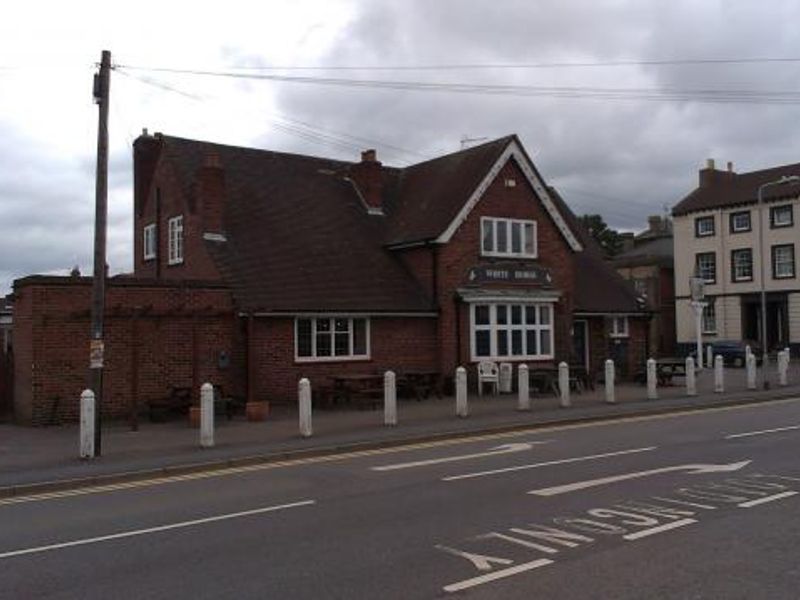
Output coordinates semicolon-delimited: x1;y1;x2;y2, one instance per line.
12;276;238;425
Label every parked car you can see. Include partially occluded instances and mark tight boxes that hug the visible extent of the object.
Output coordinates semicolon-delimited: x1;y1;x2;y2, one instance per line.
707;340;762;367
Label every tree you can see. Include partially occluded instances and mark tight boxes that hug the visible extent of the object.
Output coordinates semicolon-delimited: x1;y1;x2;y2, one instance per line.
578;214;624;257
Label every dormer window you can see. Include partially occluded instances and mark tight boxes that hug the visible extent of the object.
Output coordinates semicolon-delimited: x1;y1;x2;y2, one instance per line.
481;217;537;258
168;215;184;265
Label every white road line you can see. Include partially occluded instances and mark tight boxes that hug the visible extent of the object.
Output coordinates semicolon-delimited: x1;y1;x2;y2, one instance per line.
442;446;657;482
725;424;800;440
443;559;554;593
623;518;697;540
371;441;551;471
0;499;316;560
738;491;798;508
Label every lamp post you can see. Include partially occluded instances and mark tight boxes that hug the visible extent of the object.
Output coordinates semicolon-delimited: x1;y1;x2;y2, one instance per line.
689;276;706;369
756;175;800;389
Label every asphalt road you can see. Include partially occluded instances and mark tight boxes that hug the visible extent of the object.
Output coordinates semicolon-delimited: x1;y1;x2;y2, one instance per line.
2;397;800;599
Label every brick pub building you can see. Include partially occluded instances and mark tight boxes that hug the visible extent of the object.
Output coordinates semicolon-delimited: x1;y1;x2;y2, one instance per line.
12;133;647;424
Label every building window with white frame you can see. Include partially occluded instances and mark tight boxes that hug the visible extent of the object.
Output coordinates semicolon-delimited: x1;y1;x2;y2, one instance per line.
770;204;793;228
695;252;716;283
167;216;184;265
702;301;716;334
481;217;537;258
471;303;553;360
731;248;753;282
695;216;715;237
296;317;369;361
729;211;751;233
143;223;156;260
772;244;796;279
610;316;629;338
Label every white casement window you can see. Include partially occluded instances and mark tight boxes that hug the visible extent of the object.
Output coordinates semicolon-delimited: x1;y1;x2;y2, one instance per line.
481;217;537;258
695;252;716;284
295;317;369;361
471;303;553;360
143;223;156;260
695;216;715;237
610;316;629;338
731;248;753;282
702;302;717;334
730;211;751;233
772;244;796;279
168;216;184;265
770;204;793;228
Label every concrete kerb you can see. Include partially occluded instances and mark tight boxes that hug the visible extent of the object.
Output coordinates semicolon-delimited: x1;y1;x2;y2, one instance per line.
1;389;798;500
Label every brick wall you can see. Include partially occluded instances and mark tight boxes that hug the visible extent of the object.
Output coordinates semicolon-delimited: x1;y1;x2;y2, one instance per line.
12;276;237;425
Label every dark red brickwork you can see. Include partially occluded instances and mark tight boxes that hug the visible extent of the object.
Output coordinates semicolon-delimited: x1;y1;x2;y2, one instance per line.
13;277;237;425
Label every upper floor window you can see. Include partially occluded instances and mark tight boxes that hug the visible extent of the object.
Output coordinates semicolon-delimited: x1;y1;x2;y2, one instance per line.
695;252;716;284
731;248;753;282
610;316;629;338
295;317;369;361
168;216;184;265
772;244;796;279
770;204;794;228
143;223;156;260
702;301;717;334
729;211;751;233
695;216;715;237
481;217;537;258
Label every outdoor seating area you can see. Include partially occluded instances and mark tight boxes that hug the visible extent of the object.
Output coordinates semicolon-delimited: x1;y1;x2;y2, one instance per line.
315;370;443;411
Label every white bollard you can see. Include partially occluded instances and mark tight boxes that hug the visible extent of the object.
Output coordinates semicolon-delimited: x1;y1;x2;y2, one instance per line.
455;366;468;417
80;389;95;459
517;364;530;411
200;382;214;448
384;371;397;426
714;355;724;393
558;362;570;408
746;353;757;390
778;351;788;387
706;345;713;371
646;358;658;400
298;378;313;437
745;344;752;360
604;359;616;404
685;356;696;397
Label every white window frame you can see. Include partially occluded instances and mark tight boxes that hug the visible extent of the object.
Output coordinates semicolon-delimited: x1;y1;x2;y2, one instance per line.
294;317;371;362
695;216;715;237
610;316;629;338
772;244;796;279
696;252;716;284
143;223;156;260
730;211;751;233
771;204;793;228
470;302;554;361
480;217;538;258
702;302;717;334
168;215;184;265
731;248;753;282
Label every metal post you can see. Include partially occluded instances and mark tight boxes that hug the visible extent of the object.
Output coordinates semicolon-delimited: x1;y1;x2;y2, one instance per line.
757;183;769;390
646;358;658;400
384;371;397;426
80;389;96;459
746;353;757;390
714;355;724;393
691;301;706;369
517;364;530;411
455;366;468;417
706;345;713;371
604;359;615;404
200;382;214;448
685;356;696;397
88;50;111;456
298;378;312;437
558;362;570;408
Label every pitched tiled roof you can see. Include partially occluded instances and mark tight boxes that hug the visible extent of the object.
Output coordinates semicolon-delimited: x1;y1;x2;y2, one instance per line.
673;162;800;216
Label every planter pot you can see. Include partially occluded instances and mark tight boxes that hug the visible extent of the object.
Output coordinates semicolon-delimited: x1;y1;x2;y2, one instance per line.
246;401;270;422
188;406;201;428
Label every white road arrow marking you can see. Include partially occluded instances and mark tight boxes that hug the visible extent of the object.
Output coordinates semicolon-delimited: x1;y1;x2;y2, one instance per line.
529;460;751;496
371;441;550;472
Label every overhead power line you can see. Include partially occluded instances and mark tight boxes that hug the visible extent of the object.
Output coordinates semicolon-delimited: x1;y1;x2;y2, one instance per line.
114;65;800;105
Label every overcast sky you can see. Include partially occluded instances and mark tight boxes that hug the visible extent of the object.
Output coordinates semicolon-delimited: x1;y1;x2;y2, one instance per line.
2;0;800;296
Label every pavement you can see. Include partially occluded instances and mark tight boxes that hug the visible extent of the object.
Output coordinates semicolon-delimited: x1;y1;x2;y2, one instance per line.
0;365;798;496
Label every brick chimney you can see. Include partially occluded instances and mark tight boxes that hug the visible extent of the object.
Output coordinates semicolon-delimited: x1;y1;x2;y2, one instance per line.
647;215;662;233
198;150;225;236
133;130;163;218
699;158;736;188
349;149;384;212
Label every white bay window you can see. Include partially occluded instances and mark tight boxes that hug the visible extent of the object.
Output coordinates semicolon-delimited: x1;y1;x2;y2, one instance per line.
471;303;553;360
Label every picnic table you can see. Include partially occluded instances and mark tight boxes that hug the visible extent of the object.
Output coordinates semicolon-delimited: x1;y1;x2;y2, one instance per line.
330;374;384;410
655;358;687;385
398;370;442;401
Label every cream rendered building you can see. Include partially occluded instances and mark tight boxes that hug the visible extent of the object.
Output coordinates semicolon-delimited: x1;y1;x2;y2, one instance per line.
673;159;800;356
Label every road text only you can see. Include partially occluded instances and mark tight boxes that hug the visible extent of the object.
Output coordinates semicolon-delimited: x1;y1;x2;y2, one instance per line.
438;472;799;594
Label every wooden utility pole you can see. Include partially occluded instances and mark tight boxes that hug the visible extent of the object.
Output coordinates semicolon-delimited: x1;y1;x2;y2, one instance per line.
89;50;111;456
